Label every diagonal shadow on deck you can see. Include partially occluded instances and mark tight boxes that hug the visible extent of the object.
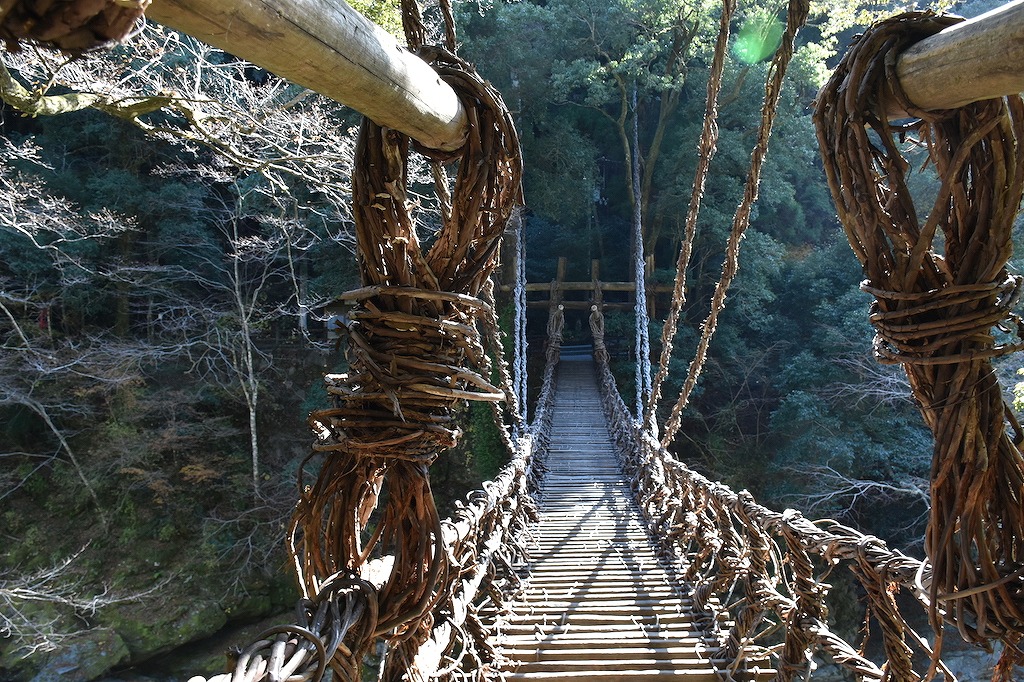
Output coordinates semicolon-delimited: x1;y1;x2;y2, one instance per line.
492;353;726;681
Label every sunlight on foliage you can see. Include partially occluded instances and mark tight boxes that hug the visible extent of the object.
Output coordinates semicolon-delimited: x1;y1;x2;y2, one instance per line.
1015;369;1024;412
349;0;404;37
733;10;783;64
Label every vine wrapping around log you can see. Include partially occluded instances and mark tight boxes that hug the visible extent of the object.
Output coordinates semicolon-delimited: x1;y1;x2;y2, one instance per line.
292;47;523;678
814;10;1024;645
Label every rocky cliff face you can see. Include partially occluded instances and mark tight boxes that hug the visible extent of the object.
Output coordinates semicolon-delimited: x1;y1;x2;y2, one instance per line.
0;345;327;682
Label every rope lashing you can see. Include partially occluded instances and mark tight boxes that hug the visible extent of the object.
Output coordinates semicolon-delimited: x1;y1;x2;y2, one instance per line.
863;278;1024;366
546;304;564;365
313;285;504;460
480;277;525;449
590;304;608;366
185;572;376;682
292;42;522;675
814;10;1024;643
0;0;147;53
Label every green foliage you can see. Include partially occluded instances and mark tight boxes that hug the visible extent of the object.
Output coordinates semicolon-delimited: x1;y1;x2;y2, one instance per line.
468;402;506;481
1014;369;1024;413
733;10;784;64
431;402;510;518
349;0;403;37
1;0;984;675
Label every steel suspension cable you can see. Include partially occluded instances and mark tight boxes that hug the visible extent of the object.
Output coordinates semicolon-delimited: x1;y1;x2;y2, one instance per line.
631;85;654;425
513;209;529;432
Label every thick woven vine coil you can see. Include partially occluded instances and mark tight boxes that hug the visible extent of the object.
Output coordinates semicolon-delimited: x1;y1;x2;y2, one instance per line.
0;0;148;53
814;11;1024;643
292;46;522;676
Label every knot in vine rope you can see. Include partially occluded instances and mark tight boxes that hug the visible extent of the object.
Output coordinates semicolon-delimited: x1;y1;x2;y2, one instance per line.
814;10;1024;643
863;276;1024;366
292;43;522;677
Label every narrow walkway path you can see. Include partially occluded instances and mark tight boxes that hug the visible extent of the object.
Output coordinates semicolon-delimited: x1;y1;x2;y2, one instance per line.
493;353;722;681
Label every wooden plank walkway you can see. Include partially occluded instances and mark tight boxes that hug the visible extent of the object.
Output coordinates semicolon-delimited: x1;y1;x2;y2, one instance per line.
492;352;727;681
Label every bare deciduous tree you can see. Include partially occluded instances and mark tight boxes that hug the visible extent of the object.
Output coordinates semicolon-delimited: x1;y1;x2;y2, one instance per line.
0;546;166;661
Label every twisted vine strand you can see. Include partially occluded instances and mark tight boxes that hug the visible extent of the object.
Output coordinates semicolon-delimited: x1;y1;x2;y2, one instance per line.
660;0;810;446
814;10;1024;644
291;42;523;678
187;329;561;682
593;307;958;680
645;0;736;427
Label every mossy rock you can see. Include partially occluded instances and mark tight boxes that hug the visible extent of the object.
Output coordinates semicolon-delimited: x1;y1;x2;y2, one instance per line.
220;588;271;621
268;572;301;610
98;599;227;663
24;628;130;682
0;600;74;681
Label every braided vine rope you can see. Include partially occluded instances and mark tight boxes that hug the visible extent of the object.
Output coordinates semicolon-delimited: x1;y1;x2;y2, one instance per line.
0;0;147;53
645;0;736;428
289;45;522;678
187;336;555;682
591;306;959;680
656;0;809;447
814;11;1024;644
403;318;564;681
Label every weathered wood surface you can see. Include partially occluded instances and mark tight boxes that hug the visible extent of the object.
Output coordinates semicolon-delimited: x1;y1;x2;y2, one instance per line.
492;354;772;681
142;0;1024;148
894;0;1024;113
146;0;467;151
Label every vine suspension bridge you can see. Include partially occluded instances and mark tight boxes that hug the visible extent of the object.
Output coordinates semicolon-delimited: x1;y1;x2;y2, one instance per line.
494;348;757;682
190;305;1021;681
4;0;1024;680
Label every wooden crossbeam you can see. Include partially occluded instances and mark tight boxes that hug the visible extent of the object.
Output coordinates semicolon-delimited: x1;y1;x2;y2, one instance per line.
147;0;467;151
524;282;675;293
143;1;1023;152
895;0;1024;113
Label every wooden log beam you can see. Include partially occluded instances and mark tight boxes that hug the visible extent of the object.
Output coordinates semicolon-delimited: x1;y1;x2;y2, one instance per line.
527;300;634;310
894;0;1024;113
523;282;676;293
147;0;468;151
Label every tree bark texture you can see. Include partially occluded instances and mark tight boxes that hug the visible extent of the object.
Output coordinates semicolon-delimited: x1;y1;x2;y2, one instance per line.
893;0;1024;114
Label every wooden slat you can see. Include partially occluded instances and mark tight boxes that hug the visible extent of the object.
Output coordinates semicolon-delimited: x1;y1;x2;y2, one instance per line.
491;356;771;681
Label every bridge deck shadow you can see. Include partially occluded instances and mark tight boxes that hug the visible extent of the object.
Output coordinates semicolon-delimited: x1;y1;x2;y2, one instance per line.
491;353;770;681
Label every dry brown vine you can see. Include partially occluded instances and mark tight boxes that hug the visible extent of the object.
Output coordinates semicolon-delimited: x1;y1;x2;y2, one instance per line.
658;0;809;446
0;0;147;53
291;45;522;678
591;305;954;679
814;11;1024;643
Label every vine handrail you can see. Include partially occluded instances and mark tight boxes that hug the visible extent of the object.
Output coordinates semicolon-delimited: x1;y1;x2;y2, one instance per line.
185;301;561;682
591;309;966;681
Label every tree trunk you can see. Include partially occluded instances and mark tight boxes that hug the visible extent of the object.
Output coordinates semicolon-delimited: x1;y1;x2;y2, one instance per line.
893;0;1024;114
